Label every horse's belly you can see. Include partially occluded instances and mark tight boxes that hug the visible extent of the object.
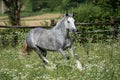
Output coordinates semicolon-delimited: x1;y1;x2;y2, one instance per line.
37;38;63;51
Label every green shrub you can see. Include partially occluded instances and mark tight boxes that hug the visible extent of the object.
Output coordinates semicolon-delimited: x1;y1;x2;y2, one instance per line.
94;0;120;18
72;3;111;22
0;28;30;48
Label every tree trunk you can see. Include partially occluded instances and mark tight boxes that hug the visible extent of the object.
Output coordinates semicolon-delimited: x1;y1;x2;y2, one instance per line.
3;0;23;26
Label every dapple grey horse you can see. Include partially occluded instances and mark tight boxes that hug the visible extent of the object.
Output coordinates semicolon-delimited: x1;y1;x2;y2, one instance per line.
23;13;83;71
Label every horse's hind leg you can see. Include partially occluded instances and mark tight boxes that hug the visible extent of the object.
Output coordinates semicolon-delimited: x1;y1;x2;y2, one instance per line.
42;51;47;57
41;50;48;63
34;47;49;65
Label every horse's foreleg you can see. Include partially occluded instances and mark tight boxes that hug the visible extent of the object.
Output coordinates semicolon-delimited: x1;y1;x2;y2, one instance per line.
69;48;83;71
42;51;47;57
58;49;70;60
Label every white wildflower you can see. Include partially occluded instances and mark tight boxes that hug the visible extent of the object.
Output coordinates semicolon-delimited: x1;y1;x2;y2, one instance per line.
25;64;33;68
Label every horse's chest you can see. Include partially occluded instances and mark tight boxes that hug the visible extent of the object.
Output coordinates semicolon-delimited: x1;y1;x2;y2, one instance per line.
64;38;71;48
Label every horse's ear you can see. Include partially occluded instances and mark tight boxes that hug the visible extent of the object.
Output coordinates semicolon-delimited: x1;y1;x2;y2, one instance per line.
64;13;68;17
65;12;69;16
65;13;68;17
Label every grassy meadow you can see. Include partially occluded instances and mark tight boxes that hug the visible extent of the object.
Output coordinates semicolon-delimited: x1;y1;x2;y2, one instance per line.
0;40;119;80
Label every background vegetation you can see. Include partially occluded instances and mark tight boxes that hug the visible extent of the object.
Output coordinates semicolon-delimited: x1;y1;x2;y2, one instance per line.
23;0;120;22
1;0;120;25
0;0;119;23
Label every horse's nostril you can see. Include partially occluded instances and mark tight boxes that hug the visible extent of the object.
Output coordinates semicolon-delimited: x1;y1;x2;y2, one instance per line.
69;29;76;33
72;29;76;33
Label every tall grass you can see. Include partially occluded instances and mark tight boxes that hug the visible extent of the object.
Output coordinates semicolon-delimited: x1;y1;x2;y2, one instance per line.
0;40;119;80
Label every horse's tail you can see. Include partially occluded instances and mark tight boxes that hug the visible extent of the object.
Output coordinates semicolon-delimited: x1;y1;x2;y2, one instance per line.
22;41;31;55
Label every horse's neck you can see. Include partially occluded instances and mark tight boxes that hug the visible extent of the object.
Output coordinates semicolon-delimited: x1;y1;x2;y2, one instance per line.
52;17;67;37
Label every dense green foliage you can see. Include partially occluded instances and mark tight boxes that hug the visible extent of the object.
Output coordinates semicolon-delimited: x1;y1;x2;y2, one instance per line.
23;0;120;22
24;0;81;12
72;3;103;22
72;3;120;22
0;29;30;48
93;0;120;17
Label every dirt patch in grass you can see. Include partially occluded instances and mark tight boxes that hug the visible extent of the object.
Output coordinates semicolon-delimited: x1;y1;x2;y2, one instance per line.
23;13;61;20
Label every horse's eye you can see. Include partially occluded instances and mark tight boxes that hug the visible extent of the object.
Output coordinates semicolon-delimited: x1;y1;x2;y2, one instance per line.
67;21;70;23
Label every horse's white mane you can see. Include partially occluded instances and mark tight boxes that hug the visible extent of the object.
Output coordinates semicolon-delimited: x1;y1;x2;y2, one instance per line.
55;16;67;28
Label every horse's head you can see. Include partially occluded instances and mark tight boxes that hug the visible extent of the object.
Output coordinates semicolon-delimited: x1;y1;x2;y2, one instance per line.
64;13;77;33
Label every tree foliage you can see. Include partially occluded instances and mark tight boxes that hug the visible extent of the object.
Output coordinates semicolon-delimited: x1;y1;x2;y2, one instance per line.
24;0;120;17
24;0;82;12
72;3;103;22
93;0;120;17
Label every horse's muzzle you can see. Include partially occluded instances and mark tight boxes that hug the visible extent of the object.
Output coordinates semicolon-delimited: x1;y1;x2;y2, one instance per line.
70;29;77;34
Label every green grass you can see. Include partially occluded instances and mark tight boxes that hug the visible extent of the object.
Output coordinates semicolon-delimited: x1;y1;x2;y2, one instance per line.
0;41;120;80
